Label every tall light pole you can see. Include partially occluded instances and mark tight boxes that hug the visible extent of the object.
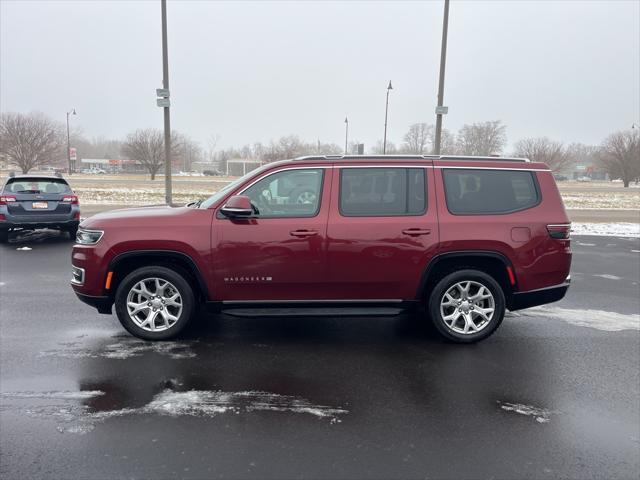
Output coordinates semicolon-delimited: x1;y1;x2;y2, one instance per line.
161;0;172;204
66;108;76;174
383;81;393;154
434;0;450;155
344;117;349;154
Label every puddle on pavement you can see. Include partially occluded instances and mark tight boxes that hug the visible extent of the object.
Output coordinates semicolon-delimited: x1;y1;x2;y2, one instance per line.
1;386;348;434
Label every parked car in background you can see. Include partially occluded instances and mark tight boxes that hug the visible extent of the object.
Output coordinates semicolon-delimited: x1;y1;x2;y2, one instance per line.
0;174;80;242
81;167;106;175
553;174;568;181
203;169;223;176
71;155;571;344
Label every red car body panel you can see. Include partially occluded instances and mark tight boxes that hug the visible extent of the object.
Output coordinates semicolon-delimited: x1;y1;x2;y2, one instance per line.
71;157;571;312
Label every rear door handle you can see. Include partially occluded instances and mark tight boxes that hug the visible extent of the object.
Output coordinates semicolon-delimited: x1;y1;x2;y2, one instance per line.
290;229;318;237
402;228;431;236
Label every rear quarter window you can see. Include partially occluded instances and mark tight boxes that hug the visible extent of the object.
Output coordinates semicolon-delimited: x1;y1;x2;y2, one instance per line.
442;169;540;215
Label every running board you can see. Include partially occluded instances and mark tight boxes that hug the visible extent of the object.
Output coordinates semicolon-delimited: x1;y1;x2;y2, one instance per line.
221;307;404;318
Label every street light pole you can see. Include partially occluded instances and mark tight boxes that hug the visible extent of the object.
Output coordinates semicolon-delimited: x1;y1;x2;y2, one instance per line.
161;0;172;205
383;81;393;154
434;0;450;155
344;117;349;154
66;108;76;174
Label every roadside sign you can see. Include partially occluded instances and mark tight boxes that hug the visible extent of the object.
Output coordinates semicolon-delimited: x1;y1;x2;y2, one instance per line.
156;88;170;98
69;147;77;161
157;98;170;108
435;106;449;115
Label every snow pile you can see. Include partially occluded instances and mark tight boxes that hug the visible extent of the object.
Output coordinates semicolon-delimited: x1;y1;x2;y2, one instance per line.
497;401;555;423
0;390;104;400
522;306;640;331
571;222;640;238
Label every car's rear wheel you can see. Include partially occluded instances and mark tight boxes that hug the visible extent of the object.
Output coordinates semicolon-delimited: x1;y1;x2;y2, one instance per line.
428;269;505;343
66;225;78;240
114;266;195;340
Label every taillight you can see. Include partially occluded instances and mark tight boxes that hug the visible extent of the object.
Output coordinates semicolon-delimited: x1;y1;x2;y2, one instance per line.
62;195;79;204
0;214;5;221
547;224;571;239
0;195;16;205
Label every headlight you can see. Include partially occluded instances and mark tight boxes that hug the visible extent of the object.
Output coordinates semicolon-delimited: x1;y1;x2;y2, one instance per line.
76;229;104;245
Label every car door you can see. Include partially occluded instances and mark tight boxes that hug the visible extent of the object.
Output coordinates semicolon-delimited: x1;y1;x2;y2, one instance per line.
325;163;439;300
211;166;332;301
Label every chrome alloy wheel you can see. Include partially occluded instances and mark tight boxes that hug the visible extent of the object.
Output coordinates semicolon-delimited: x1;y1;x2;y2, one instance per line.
440;280;495;335
126;277;183;332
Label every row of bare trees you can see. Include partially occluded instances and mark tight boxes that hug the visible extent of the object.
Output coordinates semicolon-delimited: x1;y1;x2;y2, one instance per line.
1;111;638;186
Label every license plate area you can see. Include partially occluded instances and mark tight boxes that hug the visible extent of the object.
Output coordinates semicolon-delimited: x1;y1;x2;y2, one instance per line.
32;202;48;209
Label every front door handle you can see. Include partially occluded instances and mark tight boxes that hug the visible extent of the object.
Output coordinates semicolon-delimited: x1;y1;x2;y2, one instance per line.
402;228;431;236
290;229;318;238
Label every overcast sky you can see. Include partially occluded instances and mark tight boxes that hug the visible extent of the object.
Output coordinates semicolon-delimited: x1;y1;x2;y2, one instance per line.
1;0;639;153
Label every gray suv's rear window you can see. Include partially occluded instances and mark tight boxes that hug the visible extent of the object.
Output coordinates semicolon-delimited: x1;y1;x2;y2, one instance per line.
4;178;72;194
443;169;539;215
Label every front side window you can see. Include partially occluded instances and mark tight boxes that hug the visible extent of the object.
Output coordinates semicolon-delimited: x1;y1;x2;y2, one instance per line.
339;167;426;216
442;169;540;215
242;168;324;218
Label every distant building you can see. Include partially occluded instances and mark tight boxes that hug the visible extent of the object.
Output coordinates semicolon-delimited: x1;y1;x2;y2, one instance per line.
226;158;263;176
80;158;145;173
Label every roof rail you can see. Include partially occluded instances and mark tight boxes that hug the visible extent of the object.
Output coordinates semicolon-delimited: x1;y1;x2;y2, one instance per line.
294;154;530;162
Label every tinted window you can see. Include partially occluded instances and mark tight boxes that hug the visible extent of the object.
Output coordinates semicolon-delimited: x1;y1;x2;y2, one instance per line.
4;178;71;194
443;169;539;214
340;168;426;216
242;168;323;218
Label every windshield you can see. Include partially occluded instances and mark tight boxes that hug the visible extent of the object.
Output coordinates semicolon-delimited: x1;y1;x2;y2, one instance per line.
199;164;272;208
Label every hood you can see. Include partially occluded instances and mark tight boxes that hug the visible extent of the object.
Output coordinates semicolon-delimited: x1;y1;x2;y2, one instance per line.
80;204;198;229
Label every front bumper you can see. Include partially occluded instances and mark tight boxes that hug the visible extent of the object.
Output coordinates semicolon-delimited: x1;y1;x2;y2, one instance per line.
74;291;113;315
509;277;571;311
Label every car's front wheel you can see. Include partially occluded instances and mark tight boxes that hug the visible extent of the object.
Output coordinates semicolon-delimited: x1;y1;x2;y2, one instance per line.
428;269;505;343
114;266;195;340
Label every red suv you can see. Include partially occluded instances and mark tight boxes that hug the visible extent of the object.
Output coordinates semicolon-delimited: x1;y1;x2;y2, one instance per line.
71;155;571;343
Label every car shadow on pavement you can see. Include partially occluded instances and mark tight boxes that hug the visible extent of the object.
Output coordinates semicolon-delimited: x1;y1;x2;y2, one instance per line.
4;228;73;246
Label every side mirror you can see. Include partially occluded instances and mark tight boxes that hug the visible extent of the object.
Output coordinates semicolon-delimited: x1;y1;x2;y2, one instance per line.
220;195;253;217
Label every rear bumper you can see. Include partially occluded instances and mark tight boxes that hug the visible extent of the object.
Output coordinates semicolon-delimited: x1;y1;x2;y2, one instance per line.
1;218;79;230
509;277;570;311
74;291;113;315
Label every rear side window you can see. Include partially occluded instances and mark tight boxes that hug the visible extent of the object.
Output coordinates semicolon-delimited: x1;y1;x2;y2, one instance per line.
443;169;539;215
3;178;72;194
340;167;426;216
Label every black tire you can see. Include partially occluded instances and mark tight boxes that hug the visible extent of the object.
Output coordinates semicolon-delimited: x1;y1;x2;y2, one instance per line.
0;229;8;243
428;269;505;344
66;225;78;240
114;266;196;340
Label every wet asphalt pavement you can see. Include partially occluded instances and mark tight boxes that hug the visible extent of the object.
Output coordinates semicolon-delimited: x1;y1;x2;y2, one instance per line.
1;231;639;480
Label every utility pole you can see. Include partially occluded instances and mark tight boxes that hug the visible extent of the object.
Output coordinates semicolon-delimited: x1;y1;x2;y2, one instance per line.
383;81;393;154
66;108;76;174
434;0;450;155
344;117;349;154
161;0;172;204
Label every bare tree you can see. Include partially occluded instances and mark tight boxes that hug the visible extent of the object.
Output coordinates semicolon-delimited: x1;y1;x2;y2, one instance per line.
513;137;571;171
121;129;181;180
456;120;507;156
403;123;433;154
599;129;640;187
438;128;457;155
0;112;64;173
371;140;397;154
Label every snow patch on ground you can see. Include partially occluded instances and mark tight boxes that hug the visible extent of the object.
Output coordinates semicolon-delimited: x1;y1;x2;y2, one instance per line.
497;401;555;423
1;389;348;434
15;246;32;251
593;274;622;280
576;241;596;246
39;339;196;360
523;306;640;331
571;222;640;238
0;390;104;400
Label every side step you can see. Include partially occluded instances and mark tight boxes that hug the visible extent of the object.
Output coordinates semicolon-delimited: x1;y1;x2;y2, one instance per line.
221;307;404;318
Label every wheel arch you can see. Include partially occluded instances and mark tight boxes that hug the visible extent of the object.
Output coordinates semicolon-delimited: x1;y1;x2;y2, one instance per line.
417;251;516;304
107;250;209;301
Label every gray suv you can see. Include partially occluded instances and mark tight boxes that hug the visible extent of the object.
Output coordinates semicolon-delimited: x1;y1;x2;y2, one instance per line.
0;174;80;242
